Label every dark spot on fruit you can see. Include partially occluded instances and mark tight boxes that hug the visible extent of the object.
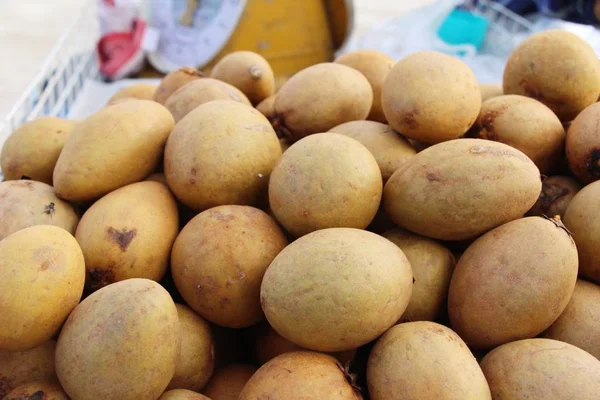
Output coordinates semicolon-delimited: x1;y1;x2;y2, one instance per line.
426;172;442;182
43;202;55;217
403;108;420;130
0;377;12;398
585;149;600;178
27;391;46;400
87;266;115;290
539;182;569;212
106;227;137;251
39;260;50;271
55;130;64;135
413;277;416;284
20;175;32;181
191;168;197;176
211;210;235;222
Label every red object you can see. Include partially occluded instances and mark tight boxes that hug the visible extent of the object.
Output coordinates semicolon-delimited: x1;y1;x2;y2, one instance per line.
97;18;147;80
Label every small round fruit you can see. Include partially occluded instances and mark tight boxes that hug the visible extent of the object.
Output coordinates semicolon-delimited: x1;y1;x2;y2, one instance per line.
3;380;68;400
269;133;382;237
238;351;362;400
527;175;581;218
154;67;204;104
273;63;372;142
107;83;156;106
334;50;395;123
0;226;85;351
261;228;413;352
566;102;600;184
211;51;275;105
172;206;288;328
1;117;76;184
203;364;257;400
503;29;600;121
159;389;211;400
480;84;503;102
382;51;481;144
0;340;56;398
367;322;491;400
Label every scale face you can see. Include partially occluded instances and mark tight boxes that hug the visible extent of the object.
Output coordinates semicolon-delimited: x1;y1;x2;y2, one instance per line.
148;0;247;73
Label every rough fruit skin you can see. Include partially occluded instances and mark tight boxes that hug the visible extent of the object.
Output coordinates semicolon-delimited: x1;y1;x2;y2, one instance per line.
273;63;372;142
448;217;578;349
384;138;542;241
334;50;395;123
261;228;413;352
3;380;68;400
171;206;288;328
202;364;257;400
238;351;362;400
0;340;56;398
268;133;382;237
107;83;156;106
382;51;481;144
367;322;491;400
164;100;281;212
154;66;204;105
527;175;581;219
564;181;600;284
0;226;85;351
566;102;600;184
55;279;181;400
158;389;211;400
503;29;600;121
480;338;600;400
467;95;565;173
542;279;600;359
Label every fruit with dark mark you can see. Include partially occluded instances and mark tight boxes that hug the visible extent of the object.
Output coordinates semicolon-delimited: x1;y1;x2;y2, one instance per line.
3;380;69;400
566;102;600;184
528;175;581;218
0;341;57;398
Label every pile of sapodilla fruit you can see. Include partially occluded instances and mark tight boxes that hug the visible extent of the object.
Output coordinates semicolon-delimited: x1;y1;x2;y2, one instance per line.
1;29;600;400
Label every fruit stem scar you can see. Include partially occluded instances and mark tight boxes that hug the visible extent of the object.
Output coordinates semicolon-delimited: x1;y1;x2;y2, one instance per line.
249;65;263;80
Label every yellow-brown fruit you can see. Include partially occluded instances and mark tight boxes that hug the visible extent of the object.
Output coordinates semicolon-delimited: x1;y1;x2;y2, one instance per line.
480;83;503;102
383;229;455;322
0;226;85;351
0;341;56;398
528;175;581;218
3;380;68;400
256;95;276;121
542;279;600;359
165;78;251;123
481;338;600;399
261;228;413;352
55;279;181;400
202;364;256;400
467;95;565;173
566;102;600;184
107;83;157;106
0;180;79;240
164;100;281;212
211;51;275;105
273;63;372;142
384;139;542;241
159;389;211;400
328;121;416;182
154;67;204;104
448;217;578;349
268;133;382;237
172;206;288;328
334;50;395;123
367;322;491;400
0;117;76;184
382;51;481;144
238;351;362;400
167;304;215;392
53;100;174;202
564;180;600;283
504;29;600;121
75;181;179;290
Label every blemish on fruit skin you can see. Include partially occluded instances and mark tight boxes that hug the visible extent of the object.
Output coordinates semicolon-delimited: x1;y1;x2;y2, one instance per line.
585;149;600;177
106;227;137;251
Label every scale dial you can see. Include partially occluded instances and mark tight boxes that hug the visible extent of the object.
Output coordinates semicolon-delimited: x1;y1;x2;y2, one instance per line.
148;0;247;73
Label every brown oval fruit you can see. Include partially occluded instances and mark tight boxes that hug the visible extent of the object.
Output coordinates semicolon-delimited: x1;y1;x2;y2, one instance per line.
329;121;416;182
55;279;181;400
334;50;395;123
107;83;157;106
165;78;251;122
368;322;491;400
154;67;204;104
383;229;455;322
467;95;565;173
480;84;503;102
0;341;56;398
382;51;481;144
384;138;541;241
261;228;412;352
273;63;372;142
503;29;600;121
172;206;288;328
203;364;257;400
448;217;578;349
1;117;76;184
566;102;600;184
528;175;581;218
3;380;68;400
211;51;275;105
269;133;382;237
159;389;211;400
480;338;600;399
564;180;600;283
238;351;362;400
164;100;281;212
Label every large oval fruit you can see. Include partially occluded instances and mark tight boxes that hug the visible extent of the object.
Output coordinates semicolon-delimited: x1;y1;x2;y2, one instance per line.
367;322;491;400
203;364;257;400
238;351;362;400
566;102;600;184
481;338;600;399
53;100;175;201
384;138;542;241
75;181;179;290
55;279;181;400
0;226;85;351
154;67;204;105
0;340;56;398
448;217;578;349
261;228;412;352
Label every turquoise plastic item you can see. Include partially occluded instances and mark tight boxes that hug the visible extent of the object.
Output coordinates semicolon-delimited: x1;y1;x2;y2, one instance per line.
437;9;490;53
